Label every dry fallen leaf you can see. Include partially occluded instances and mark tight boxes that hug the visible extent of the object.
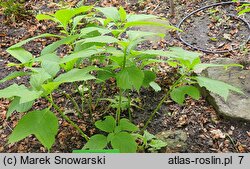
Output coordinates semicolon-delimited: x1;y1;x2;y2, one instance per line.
210;129;226;139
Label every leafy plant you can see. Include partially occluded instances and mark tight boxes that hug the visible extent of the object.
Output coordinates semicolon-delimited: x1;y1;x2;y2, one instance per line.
0;0;29;20
139;47;244;130
83;116;139;153
136;130;167;152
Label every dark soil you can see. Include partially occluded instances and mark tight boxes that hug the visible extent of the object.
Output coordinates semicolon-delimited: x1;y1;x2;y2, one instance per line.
0;0;249;153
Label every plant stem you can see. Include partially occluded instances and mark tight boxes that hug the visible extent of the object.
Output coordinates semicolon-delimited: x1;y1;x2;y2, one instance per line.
62;92;82;118
128;96;132;121
116;90;123;125
87;82;94;122
45;96;89;141
95;83;105;108
142;74;185;131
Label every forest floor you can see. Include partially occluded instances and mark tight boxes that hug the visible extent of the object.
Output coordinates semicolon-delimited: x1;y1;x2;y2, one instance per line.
0;0;249;153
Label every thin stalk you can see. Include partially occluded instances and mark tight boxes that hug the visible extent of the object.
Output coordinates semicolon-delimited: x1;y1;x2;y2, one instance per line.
87;82;94;122
62;92;82;118
45;96;89;141
116;90;123;125
116;47;128;124
95;83;105;108
142;75;186;131
128;96;132;121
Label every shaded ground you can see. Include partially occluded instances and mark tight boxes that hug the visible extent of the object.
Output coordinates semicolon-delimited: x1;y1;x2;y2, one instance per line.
0;0;249;153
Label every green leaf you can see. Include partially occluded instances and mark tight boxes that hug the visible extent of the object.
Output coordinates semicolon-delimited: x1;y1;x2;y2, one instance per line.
41;35;79;55
76;36;119;45
60;48;105;63
125;21;180;31
119;118;139;132
116;66;144;91
143;130;156;141
83;134;107;150
7;97;34;118
148;139;167;149
119;7;127;22
95;116;116;133
95;7;120;22
30;69;52;91
54;6;92;29
142;71;156;87
7;47;33;64
111;132;137;153
54;67;99;83
36;14;58;22
80;27;111;36
37;53;61;77
170;85;200;105
8;109;59;150
7;33;60;49
0;71;31;83
0;84;42;104
126;14;157;22
195;76;244;101
107;133;115;142
127;30;165;41
42;82;61;95
193;63;243;72
149;82;161;92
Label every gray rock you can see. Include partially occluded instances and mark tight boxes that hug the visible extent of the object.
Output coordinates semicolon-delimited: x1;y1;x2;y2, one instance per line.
156;130;188;153
202;58;250;121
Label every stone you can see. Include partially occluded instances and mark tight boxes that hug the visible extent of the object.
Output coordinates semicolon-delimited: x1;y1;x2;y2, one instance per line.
156;130;188;153
201;58;250;121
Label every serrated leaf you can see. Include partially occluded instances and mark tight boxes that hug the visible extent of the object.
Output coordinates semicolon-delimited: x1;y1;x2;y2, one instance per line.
0;84;42;104
111;132;137;153
170;85;200;105
8;109;58;150
0;71;31;83
83;134;107;150
95;116;116;133
195;76;244;101
119;118;139;132
7;97;34;118
116;66;144;91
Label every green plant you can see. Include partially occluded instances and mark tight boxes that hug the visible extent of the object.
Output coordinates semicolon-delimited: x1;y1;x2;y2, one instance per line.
0;4;244;153
136;130;167;152
83;116;139;153
0;0;29;20
139;47;244;130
